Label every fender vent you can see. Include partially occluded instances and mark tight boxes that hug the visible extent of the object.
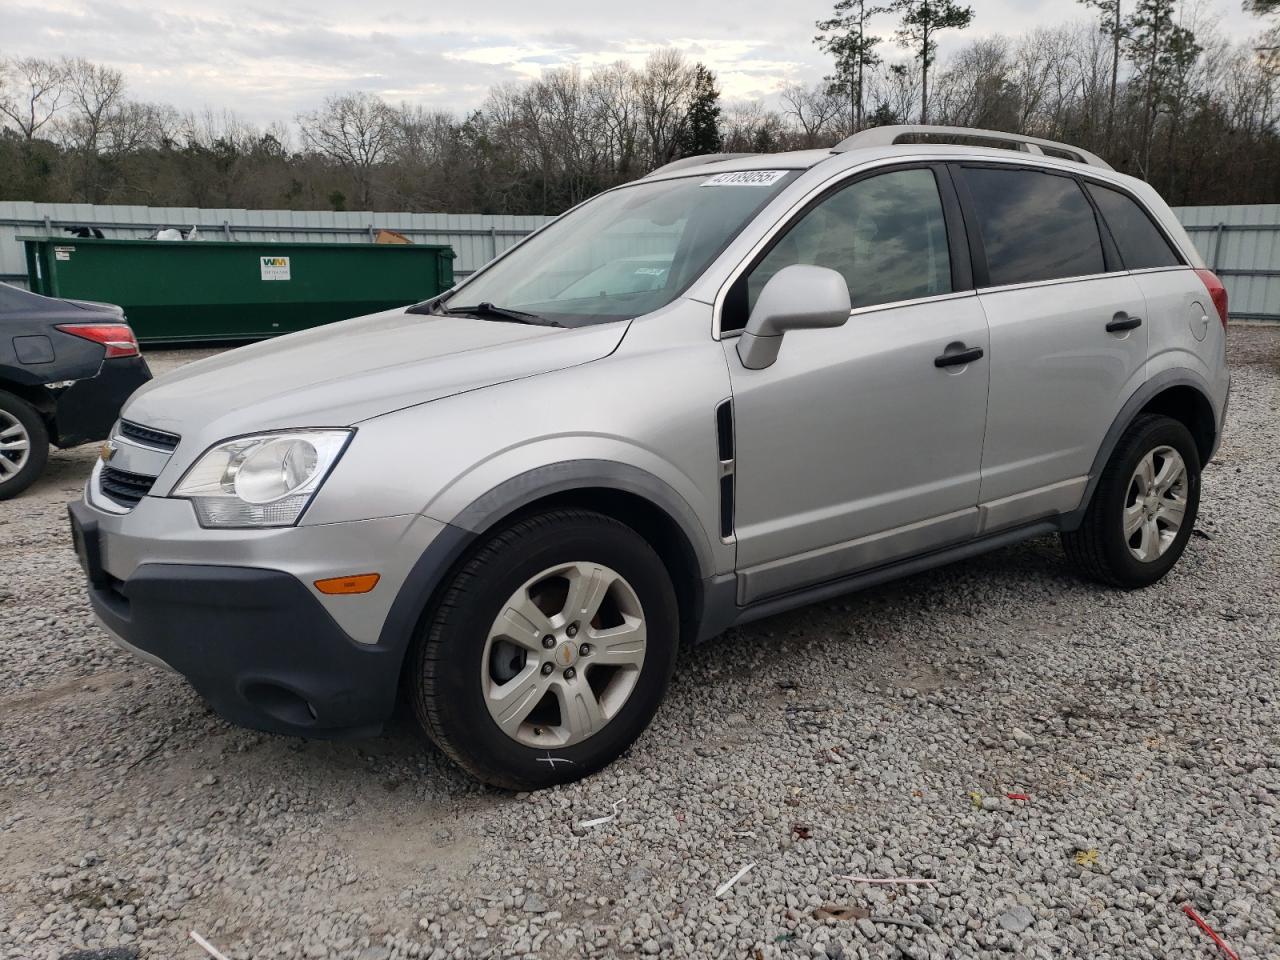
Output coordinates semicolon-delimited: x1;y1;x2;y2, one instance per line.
715;399;735;539
716;399;734;461
719;475;735;539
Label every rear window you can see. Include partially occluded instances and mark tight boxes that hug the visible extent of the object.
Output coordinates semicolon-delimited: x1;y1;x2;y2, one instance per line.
962;167;1105;286
1088;183;1181;270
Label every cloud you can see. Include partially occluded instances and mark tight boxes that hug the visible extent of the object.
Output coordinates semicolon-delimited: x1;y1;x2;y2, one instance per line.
0;0;1266;126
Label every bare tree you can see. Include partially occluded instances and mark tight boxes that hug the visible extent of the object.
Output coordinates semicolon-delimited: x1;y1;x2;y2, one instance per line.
56;58;127;201
0;56;66;140
296;91;396;208
589;62;642;176
637;49;695;166
386;104;463;209
933;36;1013;128
60;57;126;151
780;83;845;145
868;59;925;125
721;100;787;152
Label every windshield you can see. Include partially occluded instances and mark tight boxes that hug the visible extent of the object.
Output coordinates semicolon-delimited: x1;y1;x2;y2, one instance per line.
447;170;800;326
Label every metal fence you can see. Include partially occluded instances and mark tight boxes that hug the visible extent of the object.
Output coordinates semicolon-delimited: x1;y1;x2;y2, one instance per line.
1172;204;1280;322
2;200;1277;321
0;201;553;287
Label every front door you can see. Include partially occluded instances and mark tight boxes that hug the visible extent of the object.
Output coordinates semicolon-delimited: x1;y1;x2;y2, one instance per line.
723;166;991;604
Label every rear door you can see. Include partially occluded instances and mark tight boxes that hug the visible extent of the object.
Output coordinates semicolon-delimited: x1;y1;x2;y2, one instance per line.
1084;181;1224;387
955;164;1148;530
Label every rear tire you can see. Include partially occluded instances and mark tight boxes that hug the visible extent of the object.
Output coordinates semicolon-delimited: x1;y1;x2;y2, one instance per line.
1062;414;1200;588
407;508;679;790
0;390;49;500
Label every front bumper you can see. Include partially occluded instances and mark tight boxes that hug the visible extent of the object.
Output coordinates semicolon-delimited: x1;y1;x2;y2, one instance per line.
69;497;450;737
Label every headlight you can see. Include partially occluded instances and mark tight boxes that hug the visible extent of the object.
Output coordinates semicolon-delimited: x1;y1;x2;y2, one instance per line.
172;430;352;528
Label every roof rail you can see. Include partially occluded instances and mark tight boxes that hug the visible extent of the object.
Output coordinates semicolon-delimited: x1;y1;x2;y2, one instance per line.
832;125;1113;171
645;153;758;178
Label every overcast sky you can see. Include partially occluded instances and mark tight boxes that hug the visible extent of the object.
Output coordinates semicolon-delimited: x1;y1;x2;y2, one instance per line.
2;0;1268;127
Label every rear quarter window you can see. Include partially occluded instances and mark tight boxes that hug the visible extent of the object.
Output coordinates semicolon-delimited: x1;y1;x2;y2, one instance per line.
1088;183;1182;270
961;167;1105;287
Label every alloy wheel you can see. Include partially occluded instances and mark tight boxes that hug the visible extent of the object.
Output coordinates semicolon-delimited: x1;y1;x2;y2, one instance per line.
0;411;31;483
481;561;646;748
1124;445;1188;562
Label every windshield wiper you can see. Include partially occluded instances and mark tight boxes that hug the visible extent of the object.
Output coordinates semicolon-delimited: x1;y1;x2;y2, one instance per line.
443;302;562;327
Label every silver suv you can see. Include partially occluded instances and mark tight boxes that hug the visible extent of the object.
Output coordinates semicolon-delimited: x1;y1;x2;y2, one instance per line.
70;126;1230;789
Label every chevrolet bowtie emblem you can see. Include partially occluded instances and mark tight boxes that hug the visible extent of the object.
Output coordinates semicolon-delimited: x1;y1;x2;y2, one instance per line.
100;439;118;463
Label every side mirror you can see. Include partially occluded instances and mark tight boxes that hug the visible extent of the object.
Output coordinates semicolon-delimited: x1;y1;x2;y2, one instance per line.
736;264;852;370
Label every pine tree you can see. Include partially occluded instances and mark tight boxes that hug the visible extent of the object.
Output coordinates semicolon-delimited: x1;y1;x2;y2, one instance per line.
1124;0;1201;172
815;0;892;131
891;0;975;123
1245;0;1280;68
677;65;722;156
1078;0;1125;140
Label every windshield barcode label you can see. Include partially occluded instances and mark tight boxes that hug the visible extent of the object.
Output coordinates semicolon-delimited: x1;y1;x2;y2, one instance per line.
701;170;788;187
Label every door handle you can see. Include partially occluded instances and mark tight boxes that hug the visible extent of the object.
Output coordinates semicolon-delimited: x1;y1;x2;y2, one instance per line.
1106;315;1142;333
934;344;984;368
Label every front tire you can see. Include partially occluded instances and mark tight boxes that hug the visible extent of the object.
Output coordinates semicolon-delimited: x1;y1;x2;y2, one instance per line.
1062;414;1201;588
407;508;679;790
0;390;49;501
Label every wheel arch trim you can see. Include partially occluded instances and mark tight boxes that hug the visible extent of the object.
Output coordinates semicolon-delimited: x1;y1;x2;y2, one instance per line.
1065;370;1218;530
377;460;717;655
447;460;715;569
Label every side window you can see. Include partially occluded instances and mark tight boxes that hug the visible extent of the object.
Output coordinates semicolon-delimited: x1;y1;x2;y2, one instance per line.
961;167;1105;286
727;168;953;329
1088;183;1182;270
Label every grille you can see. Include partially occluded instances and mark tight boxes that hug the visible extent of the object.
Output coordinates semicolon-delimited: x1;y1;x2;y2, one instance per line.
119;420;180;451
99;465;156;508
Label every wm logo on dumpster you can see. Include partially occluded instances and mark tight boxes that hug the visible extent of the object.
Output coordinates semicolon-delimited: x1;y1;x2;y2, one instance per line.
260;256;291;281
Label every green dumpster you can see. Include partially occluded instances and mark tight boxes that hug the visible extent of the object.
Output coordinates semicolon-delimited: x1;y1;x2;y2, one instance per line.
21;236;456;343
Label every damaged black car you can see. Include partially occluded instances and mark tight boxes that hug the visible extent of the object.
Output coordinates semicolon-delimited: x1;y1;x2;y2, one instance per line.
0;282;151;499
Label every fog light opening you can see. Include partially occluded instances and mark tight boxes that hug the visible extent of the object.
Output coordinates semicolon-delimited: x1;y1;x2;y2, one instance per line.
243;682;318;726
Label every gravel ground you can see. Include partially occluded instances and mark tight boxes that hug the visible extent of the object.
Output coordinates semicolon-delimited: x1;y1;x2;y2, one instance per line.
1;330;1277;960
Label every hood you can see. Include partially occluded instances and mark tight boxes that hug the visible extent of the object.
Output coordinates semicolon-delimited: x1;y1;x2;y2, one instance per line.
123;308;628;439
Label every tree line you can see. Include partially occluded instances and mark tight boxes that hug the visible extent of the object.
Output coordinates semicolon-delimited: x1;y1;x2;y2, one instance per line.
2;0;1278;215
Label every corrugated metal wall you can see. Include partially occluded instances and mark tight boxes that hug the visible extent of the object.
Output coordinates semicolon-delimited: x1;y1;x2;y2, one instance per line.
1172;204;1280;322
2;200;1277;321
0;201;553;286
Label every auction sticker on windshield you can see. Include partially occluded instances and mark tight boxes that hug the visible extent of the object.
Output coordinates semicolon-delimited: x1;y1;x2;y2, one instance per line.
701;170;788;187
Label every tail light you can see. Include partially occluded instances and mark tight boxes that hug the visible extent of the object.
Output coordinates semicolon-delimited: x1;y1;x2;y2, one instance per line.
1194;269;1229;328
55;322;140;358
